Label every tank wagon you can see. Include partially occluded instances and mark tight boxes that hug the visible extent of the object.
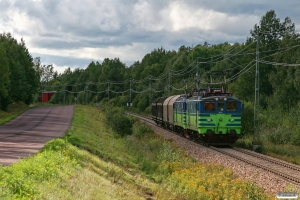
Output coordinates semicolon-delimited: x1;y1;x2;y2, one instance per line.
152;88;244;145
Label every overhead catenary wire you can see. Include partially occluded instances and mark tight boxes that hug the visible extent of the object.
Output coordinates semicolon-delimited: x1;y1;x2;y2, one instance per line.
258;60;300;66
40;36;300;94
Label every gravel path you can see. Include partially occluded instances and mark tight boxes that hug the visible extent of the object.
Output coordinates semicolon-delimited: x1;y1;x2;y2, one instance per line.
148;123;300;195
0;106;74;165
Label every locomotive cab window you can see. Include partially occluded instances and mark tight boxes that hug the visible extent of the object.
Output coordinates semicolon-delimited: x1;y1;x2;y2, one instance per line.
226;101;237;111
204;102;215;111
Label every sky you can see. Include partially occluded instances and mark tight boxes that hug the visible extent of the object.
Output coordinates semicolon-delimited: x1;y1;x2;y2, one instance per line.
1;0;300;74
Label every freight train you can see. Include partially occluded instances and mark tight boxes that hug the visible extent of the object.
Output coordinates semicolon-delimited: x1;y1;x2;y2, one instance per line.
152;87;244;145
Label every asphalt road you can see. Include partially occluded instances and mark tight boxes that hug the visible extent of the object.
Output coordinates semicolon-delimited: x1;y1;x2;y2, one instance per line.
0;106;74;165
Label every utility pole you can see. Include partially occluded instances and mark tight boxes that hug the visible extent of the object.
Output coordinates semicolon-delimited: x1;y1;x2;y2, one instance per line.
183;79;187;95
64;84;66;104
149;78;151;106
130;79;132;104
196;63;199;90
168;70;170;96
85;82;88;104
129;79;132;111
107;82;110;100
253;26;260;151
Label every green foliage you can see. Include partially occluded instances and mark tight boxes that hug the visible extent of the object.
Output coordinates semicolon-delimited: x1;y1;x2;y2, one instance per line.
0;43;9;102
105;106;133;136
258;106;300;146
112;113;133;136
105;95;128;107
144;105;151;114
137;97;149;112
291;131;300;146
132;121;153;139
237;102;300;164
0;102;29;125
264;127;292;145
0;33;39;110
0;138;79;199
241;101;254;135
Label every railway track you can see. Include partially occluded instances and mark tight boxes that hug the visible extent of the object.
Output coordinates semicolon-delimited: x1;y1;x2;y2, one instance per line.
127;112;155;125
210;146;300;186
128;112;300;187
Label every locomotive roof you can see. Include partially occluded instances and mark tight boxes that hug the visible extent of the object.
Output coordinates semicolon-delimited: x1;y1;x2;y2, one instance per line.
174;95;239;102
153;88;241;104
174;88;240;102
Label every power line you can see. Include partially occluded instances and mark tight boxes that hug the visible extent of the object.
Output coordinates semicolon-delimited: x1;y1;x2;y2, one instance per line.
258;60;300;66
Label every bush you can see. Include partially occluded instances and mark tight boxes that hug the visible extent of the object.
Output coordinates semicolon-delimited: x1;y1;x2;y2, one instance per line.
291;131;300;146
241;101;254;135
137;98;149;112
144;106;151;114
0;138;79;199
106;96;128;108
112;113;132;136
132;121;153;139
265;127;292;145
105;106;133;136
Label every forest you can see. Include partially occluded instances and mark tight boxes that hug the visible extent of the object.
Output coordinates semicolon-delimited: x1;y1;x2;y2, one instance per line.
1;10;300;143
0;33;40;110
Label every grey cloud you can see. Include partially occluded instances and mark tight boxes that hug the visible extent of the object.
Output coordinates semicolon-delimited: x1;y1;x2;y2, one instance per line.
31;37;131;49
33;53;94;69
33;53;135;69
2;0;299;72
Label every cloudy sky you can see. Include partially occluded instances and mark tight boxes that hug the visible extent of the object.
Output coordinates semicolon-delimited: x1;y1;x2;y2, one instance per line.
1;0;300;74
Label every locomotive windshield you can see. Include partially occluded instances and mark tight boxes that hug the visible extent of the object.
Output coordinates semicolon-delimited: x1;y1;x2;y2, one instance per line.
204;102;215;111
226;101;237;111
218;102;224;111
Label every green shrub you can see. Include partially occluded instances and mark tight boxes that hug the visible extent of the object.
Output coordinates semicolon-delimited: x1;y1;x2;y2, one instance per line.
137;98;149;112
144;106;151;114
104;106;114;127
0;138;79;199
105;106;133;136
291;131;300;146
241;101;254;135
112;112;132;136
265;127;292;145
132;121;153;139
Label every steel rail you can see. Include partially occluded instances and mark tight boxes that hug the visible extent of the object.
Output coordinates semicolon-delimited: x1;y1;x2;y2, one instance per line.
210;146;300;186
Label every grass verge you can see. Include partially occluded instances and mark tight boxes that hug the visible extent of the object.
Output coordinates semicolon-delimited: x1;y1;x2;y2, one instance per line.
0;102;30;125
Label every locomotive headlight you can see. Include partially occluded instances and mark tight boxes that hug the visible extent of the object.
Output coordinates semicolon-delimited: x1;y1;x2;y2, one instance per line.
230;119;234;122
224;98;227;101
215;98;218;101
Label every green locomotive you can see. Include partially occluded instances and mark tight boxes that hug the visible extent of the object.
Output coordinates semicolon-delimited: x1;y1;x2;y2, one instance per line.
152;88;244;145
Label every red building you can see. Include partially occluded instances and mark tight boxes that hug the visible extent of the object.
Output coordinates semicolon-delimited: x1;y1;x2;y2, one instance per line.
40;91;56;102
